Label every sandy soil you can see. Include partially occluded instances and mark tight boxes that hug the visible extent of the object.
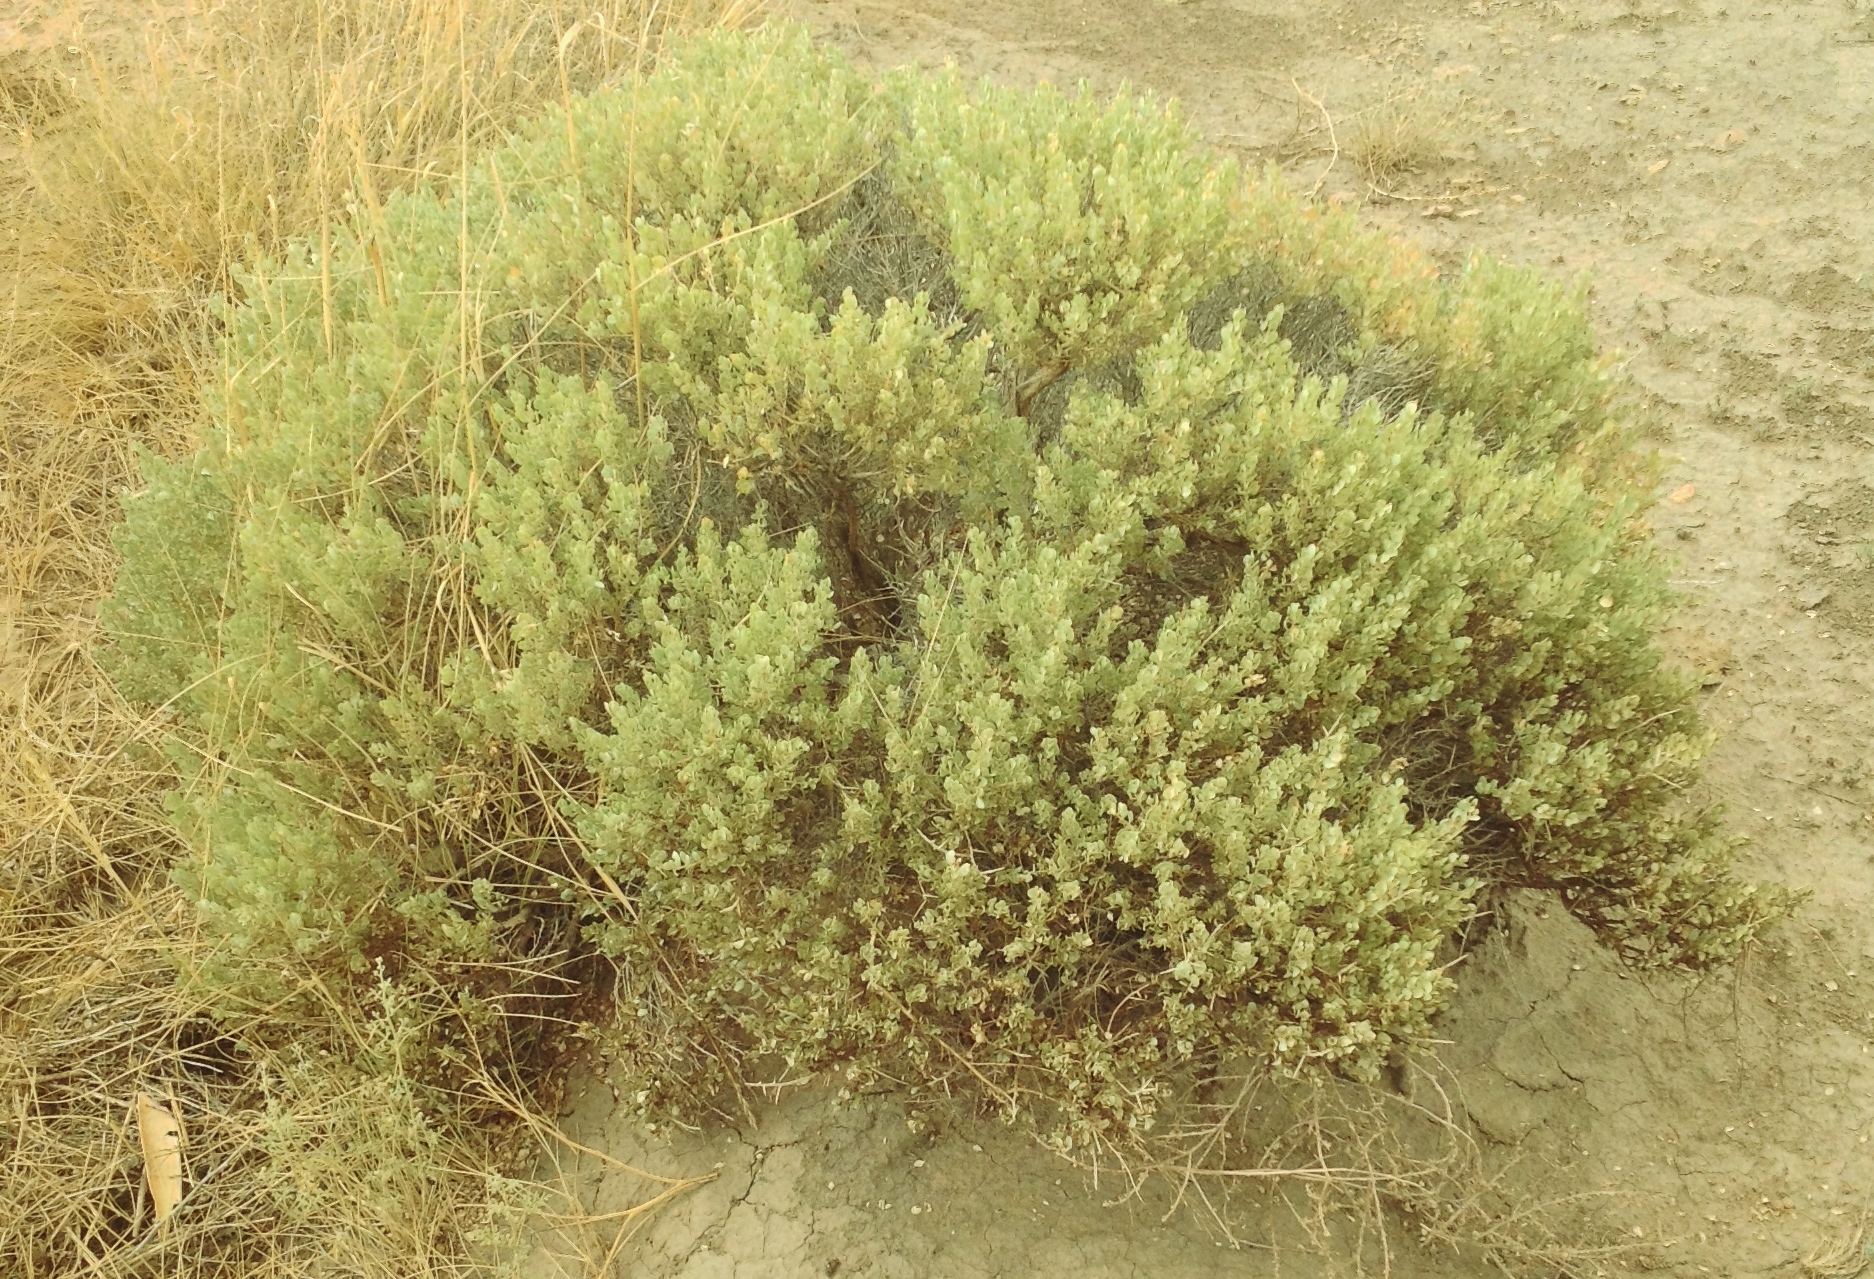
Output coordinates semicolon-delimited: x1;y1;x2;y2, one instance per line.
0;0;191;57
524;1;1874;1275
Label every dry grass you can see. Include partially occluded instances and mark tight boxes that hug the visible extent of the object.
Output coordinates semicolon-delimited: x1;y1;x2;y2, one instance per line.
1266;72;1463;204
0;1;743;1272
1805;1208;1871;1279
1343;75;1461;199
1059;1059;1639;1278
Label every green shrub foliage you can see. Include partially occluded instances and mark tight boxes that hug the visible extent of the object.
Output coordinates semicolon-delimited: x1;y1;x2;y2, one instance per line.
107;27;1784;1139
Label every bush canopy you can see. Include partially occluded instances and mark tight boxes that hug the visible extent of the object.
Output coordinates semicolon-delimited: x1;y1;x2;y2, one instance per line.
106;26;1781;1141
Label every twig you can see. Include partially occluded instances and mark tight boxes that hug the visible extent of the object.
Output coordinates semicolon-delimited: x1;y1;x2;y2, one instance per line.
1769;774;1864;807
1292;78;1338;199
1365;180;1461;203
879;990;1020;1113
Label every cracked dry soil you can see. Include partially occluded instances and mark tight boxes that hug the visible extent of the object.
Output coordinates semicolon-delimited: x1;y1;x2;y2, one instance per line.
525;1071;1406;1279
514;0;1874;1273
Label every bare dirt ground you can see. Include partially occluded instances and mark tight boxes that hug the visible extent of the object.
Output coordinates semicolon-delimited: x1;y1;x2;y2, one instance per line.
0;0;191;60
524;1;1874;1276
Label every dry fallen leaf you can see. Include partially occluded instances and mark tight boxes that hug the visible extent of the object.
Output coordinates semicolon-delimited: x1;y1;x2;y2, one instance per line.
1667;483;1696;503
136;1092;184;1228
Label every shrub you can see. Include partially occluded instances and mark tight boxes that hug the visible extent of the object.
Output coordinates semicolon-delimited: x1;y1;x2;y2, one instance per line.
105;25;1785;1143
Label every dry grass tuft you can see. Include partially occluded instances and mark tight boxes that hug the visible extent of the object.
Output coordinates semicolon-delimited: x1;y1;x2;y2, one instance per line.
1268;73;1463;204
1344;76;1459;197
1804;1210;1871;1279
1;1;741;1272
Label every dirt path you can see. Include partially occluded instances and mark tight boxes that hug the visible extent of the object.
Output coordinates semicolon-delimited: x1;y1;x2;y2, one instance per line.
528;2;1874;1275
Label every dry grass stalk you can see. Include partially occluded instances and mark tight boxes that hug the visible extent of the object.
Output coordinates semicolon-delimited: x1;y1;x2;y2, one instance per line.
1;1;742;1273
